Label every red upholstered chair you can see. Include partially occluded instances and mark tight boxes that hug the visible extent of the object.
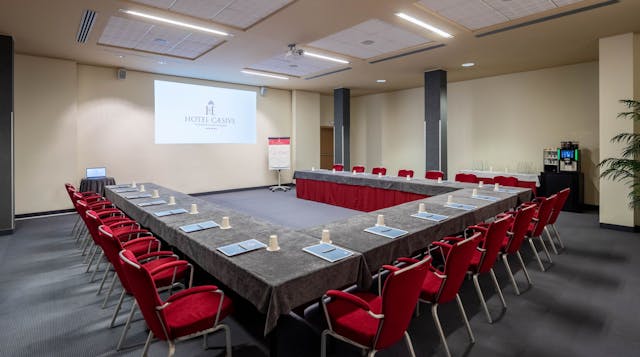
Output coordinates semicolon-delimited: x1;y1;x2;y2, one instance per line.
320;257;431;357
76;199;116;255
544;188;571;252
65;183;97;238
414;233;481;357
119;250;233;357
498;203;537;295
371;167;387;175
425;170;444;180
517;180;537;196
352;165;365;173
465;216;512;323
454;173;478;183
526;194;557;272
332;164;344;171
493;176;519;187
397;169;414;178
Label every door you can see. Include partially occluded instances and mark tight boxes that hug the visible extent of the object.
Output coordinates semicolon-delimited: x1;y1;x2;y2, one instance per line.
320;127;334;170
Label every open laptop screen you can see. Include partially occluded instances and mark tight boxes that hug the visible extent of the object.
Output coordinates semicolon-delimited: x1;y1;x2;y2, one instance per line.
86;167;106;178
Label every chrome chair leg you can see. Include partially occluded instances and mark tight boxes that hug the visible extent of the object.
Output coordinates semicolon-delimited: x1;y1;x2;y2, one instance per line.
116;300;137;350
455;294;475;343
90;252;104;282
85;245;98;271
102;273;118;308
97;268;111;295
501;254;520;295
528;238;546;272
544;227;559;254
110;290;126;328
472;274;492;323
167;341;176;357
431;303;452;357
516;251;533;286
537;235;553;263
320;330;329;357
490;268;507;308
143;331;154;357
552;224;565;249
222;324;232;357
404;331;417;357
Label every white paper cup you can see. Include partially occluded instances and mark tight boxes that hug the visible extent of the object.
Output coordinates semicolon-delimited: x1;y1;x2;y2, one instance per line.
478;181;484;188
418;203;426;213
406;175;411;181
437;177;442;183
267;234;280;252
472;189;478;197
151;189;159;198
332;168;336;173
353;170;357;175
376;214;385;227
321;229;332;244
447;195;453;204
189;203;198;215
378;172;382;177
220;216;231;229
489;166;493;172
131;180;136;188
167;196;176;205
311;167;315;171
494;183;500;192
505;167;508;173
139;184;145;192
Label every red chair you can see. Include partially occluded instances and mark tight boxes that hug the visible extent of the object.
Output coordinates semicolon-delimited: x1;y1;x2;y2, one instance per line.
544;188;571;252
526;194;557;271
320;257;431;357
493;176;519;187
498;203;537;295
397;169;414;178
332;164;344;171
517;180;537;196
454;173;477;183
465;216;512;323
352;165;365;173
371;167;387;175
425;170;444;180
65;183;97;238
119;250;233;357
412;233;481;357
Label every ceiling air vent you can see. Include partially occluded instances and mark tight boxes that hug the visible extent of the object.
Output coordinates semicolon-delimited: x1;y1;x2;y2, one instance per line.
76;9;97;44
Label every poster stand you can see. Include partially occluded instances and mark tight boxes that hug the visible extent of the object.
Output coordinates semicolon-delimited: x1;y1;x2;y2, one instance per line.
268;137;291;192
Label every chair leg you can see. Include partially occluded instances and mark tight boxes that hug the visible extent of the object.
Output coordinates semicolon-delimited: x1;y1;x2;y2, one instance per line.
367;350;377;357
544;227;559;255
516;251;533;286
143;331;154;357
102;273;118;308
472;274;492;323
537;235;553;263
490;268;507;309
431;303;452;357
84;242;96;265
90;252;104;282
404;331;417;357
222;324;232;357
110;290;127;328
116;300;137;350
455;294;475;343
85;246;97;272
81;236;93;257
321;330;329;357
501;254;520;295
167;341;176;357
528;238;546;272
96;268;111;295
552;224;565;249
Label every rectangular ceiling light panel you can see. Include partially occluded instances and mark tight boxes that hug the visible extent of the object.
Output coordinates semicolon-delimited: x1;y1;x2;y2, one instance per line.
249;53;342;77
309;19;433;60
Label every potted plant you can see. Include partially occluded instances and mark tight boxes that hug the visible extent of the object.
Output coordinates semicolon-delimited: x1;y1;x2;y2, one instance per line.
598;99;640;208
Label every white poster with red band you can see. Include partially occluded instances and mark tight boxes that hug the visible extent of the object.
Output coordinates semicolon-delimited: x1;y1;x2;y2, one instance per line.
268;137;291;170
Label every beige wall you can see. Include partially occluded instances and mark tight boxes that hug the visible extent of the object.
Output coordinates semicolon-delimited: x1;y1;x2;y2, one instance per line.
292;90;320;171
320;94;334;127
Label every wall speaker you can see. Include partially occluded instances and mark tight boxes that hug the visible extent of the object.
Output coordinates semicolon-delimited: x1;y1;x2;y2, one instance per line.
259;86;267;96
116;68;127;80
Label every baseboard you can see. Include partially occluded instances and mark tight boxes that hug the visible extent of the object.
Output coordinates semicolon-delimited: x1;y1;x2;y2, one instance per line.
15;208;76;219
599;223;640;233
0;228;14;236
190;184;295;197
582;204;598;211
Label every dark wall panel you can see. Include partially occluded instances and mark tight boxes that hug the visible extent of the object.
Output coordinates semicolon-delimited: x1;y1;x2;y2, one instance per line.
0;35;14;234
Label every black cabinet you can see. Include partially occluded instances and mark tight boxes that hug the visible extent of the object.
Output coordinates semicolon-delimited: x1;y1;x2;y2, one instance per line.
540;172;583;212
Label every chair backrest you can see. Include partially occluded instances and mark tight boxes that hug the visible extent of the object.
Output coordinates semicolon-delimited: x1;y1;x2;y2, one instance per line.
371;167;387;175
475;216;512;274
455;173;477;183
352;165;365;173
547;188;570;225
119;250;170;341
425;170;444;180
332;164;344;171
375;257;431;350
397;169;414;178
530;194;557;237
504;203;537;254
494;176;519;187
436;233;481;304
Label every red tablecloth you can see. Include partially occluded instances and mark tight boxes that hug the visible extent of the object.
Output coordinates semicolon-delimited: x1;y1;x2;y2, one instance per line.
296;178;428;212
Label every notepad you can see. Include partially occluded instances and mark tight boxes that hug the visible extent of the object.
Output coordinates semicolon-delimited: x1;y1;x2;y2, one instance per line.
411;212;449;222
179;220;219;233
444;202;477;211
472;194;499;202
217;239;267;257
154;208;188;217
125;193;153;199
492;188;518;193
303;243;353;263
137;200;167;207
364;226;408;239
108;184;135;189
113;187;138;193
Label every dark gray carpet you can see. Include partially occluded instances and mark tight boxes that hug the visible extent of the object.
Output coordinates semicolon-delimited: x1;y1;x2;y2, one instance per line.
1;189;639;357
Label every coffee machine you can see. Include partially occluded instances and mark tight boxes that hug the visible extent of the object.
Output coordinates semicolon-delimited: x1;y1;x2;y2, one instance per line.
558;141;580;172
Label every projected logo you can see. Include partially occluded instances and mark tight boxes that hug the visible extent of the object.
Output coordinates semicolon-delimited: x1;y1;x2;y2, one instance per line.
184;99;236;131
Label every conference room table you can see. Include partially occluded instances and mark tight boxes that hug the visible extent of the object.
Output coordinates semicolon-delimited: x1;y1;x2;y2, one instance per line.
105;177;531;349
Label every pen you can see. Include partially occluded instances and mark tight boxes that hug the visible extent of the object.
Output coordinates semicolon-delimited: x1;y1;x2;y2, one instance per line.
321;247;336;253
380;228;392;232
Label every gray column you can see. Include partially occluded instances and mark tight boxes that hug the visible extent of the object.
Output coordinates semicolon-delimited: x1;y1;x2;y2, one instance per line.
333;88;350;169
424;70;447;177
0;35;14;234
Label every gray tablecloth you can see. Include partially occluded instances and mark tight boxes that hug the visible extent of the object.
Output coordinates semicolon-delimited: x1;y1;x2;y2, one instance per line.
80;177;116;196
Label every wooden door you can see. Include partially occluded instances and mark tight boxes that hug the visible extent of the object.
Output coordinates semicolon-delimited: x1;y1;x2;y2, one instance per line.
320;127;334;169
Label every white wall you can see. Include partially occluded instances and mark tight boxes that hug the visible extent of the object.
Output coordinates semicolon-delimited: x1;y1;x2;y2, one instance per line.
292;90;320;171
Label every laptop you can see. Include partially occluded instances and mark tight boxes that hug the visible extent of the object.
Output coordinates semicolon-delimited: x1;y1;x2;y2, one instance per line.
86;167;107;179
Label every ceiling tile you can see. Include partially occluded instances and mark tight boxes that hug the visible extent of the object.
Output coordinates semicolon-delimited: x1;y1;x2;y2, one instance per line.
483;0;556;20
309;19;433;60
248;53;344;77
98;16;152;49
130;0;176;9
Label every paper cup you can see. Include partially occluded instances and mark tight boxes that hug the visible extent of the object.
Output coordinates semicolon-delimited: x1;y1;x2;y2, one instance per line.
189;203;199;215
447;195;453;204
131;180;136;188
437;177;442;183
418;203;426;213
311;167;315;171
494;183;500;192
505;167;508;173
376;214;385;227
472;189;478;197
353;170;357;175
220;216;231;229
489;166;493;172
321;229;332;244
267;234;280;252
139;184;145;192
167;196;176;205
406;175;411;181
332;168;336;173
478;181;484;188
378;172;382;177
151;189;159;198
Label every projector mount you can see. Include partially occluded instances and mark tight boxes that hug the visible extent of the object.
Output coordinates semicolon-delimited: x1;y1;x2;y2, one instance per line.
286;44;304;57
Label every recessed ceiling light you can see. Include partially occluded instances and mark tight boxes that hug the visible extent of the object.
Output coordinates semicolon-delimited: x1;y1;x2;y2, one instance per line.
241;70;289;80
462;62;475;67
121;9;229;37
395;13;453;38
158;60;166;65
376;79;386;83
361;40;375;45
117;55;125;58
303;51;350;64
